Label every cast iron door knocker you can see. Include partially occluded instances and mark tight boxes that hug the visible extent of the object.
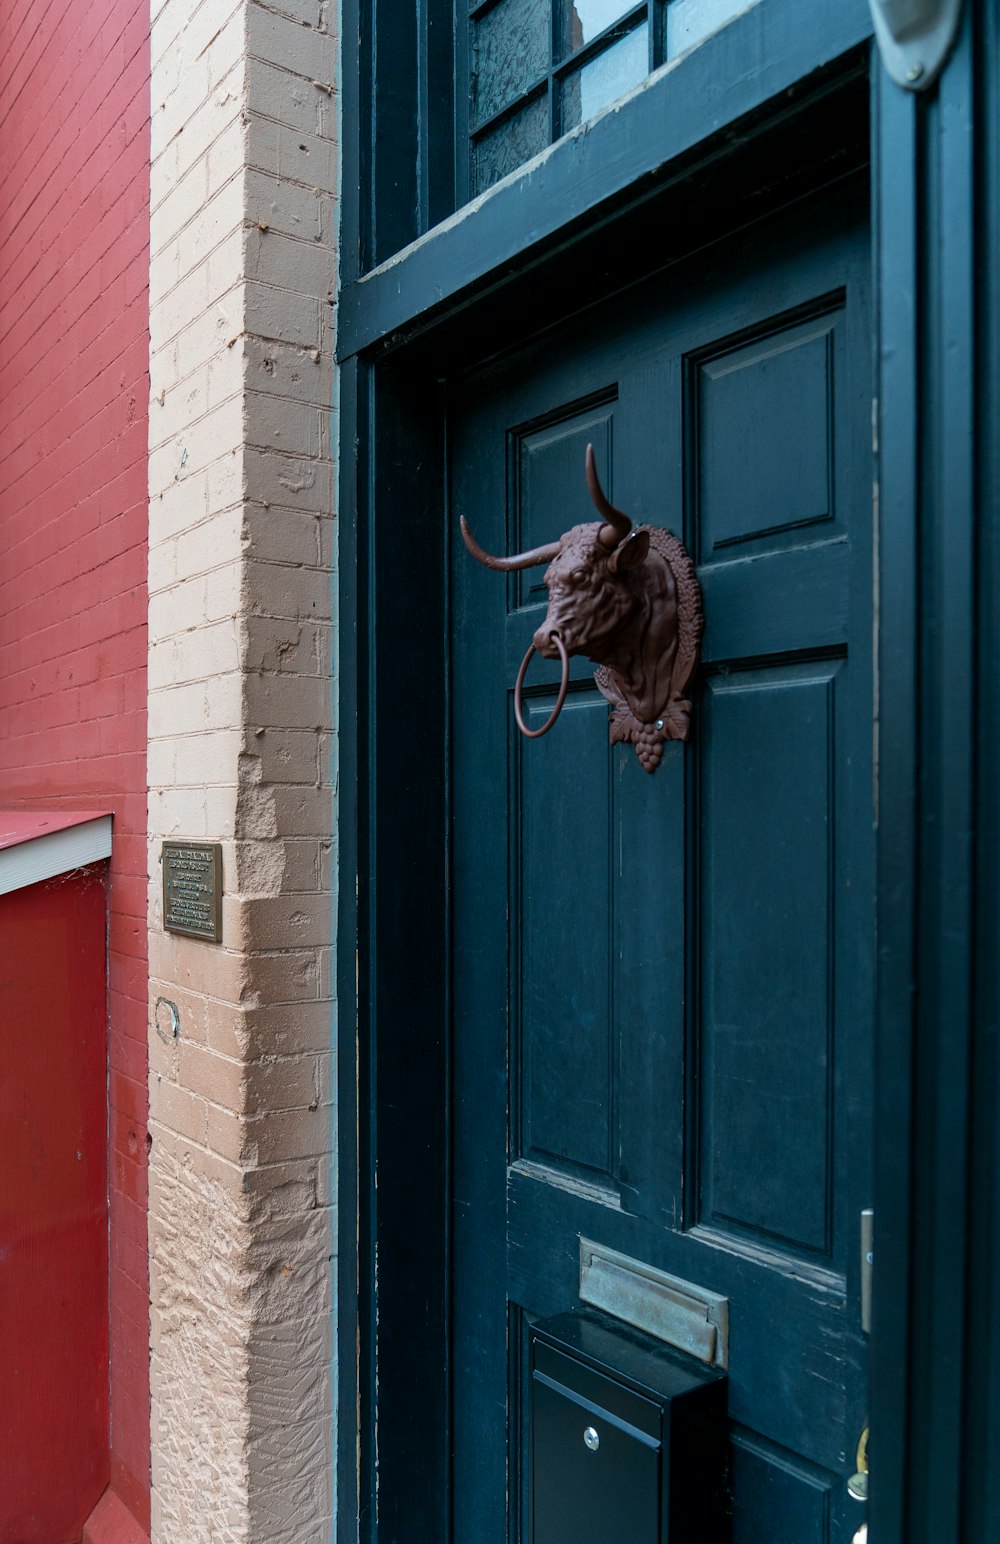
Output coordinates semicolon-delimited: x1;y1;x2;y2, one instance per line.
461;445;704;771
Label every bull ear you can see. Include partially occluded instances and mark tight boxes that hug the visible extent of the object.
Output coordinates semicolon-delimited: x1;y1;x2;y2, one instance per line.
608;528;649;574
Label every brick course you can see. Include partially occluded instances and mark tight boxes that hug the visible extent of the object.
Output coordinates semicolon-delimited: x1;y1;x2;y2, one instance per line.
0;0;152;1533
148;1;337;1538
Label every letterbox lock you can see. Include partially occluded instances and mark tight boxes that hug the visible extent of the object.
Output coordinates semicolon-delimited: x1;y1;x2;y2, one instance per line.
583;1426;600;1453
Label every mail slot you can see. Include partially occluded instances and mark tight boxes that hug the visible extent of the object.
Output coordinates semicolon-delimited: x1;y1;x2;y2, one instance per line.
531;1312;727;1544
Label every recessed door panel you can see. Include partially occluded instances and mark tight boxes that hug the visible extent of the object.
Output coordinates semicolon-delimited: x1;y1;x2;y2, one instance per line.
520;688;617;1182
729;1433;838;1544
698;662;838;1260
516;411;615;609
693;304;842;558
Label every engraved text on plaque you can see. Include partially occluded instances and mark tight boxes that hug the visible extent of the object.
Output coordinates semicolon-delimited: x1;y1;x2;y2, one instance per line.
162;841;222;942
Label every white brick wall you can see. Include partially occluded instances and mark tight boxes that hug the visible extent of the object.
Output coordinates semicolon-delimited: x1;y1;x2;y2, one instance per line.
147;1;338;1538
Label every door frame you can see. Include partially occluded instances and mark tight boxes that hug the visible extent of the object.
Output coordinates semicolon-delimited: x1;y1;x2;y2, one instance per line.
336;3;998;1540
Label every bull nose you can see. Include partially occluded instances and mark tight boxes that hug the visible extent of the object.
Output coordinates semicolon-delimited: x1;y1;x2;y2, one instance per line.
533;626;560;657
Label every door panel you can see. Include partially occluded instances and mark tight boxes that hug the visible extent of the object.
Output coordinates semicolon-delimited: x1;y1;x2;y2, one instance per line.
693;303;843;557
521;685;620;1183
451;185;872;1542
699;660;839;1259
729;1432;839;1543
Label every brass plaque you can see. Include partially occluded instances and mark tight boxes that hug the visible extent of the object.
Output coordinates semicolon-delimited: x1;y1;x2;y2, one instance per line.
162;841;222;942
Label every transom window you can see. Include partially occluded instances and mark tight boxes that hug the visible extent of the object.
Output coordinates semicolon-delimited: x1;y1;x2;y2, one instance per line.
467;0;757;194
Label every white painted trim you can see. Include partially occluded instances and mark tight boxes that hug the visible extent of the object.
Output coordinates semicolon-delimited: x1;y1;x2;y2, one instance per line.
0;815;113;897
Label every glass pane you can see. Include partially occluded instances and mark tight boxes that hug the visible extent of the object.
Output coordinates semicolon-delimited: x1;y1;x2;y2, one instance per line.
561;0;635;56
473;93;549;193
474;0;550;127
666;0;761;58
560;22;647;132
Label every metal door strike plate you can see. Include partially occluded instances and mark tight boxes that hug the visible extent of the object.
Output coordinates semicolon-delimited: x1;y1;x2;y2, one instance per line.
162;840;222;942
579;1238;729;1368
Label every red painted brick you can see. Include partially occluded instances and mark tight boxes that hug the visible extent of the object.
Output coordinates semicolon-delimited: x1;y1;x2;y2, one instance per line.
110;1418;152;1530
110;1139;150;1211
110;1025;147;1087
113;1149;149;1211
111;1256;150;1336
0;0;150;1530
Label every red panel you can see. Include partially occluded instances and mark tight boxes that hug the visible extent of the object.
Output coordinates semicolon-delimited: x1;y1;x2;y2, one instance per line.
0;0;151;1529
0;870;109;1541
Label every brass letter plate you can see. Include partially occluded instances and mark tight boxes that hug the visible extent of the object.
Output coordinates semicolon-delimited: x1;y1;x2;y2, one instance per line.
579;1238;729;1368
162;841;222;942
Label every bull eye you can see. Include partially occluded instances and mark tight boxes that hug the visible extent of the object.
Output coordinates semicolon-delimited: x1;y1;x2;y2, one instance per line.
570;569;585;586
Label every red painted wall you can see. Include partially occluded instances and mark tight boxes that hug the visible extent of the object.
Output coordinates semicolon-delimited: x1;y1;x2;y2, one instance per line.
0;869;110;1542
0;0;150;1534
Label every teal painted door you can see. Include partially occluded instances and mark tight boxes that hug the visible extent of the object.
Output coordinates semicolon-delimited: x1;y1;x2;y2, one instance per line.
450;186;873;1541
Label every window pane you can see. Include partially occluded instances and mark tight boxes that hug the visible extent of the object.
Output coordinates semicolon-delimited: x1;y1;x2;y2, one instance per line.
473;93;550;192
666;0;761;57
474;0;550;127
561;0;636;56
560;22;647;132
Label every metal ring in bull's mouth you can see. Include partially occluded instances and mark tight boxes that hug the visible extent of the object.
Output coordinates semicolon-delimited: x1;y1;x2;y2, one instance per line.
513;632;570;739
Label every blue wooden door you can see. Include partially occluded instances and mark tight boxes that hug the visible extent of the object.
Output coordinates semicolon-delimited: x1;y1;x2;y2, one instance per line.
451;185;873;1540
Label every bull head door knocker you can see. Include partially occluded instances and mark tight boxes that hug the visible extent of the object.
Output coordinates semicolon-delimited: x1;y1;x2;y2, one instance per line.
461;444;704;772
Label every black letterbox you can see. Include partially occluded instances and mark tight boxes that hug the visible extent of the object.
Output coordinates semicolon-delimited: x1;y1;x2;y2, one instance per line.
531;1312;728;1544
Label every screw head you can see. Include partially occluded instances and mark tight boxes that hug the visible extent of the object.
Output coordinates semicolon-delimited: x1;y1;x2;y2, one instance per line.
906;61;924;81
583;1426;600;1452
655;719;664;731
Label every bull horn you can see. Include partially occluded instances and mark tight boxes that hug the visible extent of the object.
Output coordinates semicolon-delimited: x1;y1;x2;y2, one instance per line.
585;443;631;550
460;516;561;572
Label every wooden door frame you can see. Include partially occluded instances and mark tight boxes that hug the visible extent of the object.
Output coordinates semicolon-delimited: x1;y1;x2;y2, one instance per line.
868;11;999;1541
336;4;1000;1539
